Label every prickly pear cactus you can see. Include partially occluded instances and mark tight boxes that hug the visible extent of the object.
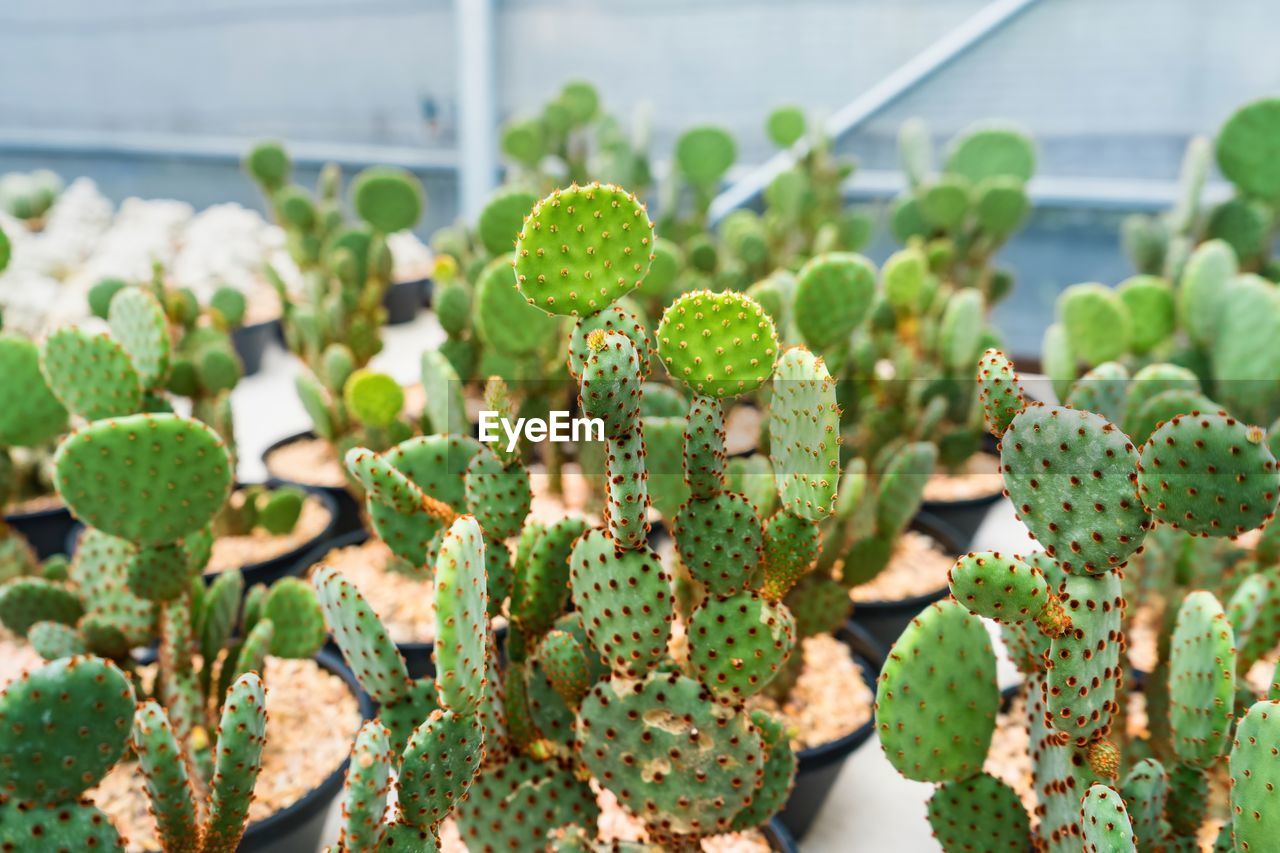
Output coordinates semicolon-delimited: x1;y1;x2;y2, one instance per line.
1230;699;1280;852
1168;591;1236;767
926;772;1030;852
769;347;840;520
977;348;1024;437
656;290;779;398
1080;784;1137;853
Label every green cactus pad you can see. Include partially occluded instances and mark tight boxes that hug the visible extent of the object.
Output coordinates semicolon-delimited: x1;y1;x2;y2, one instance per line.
1120;758;1169;853
580;330;643;440
568;304;653;381
947;551;1065;635
0;797;125;852
510;518;585;638
0;335;68;447
673;492;762;596
314;565;414;706
656;290;779;398
244;140;290;189
569;529;672;679
1230;699;1280;851
1116;275;1176;354
1216;97;1280;199
107;286;171;388
760;508;821;602
420;350;467;436
398;707;485;829
940;290;985;373
537;629;594;707
474;254;561;357
1138;411;1280;537
769;347;840;521
875;600;998;783
433;516;489;712
977;348;1025;437
41;327;143;421
514;184;654;316
0;224;8;274
132;700;199;852
478;188;538;255
683;395;725;499
1047;570;1123;745
791;253;876;350
463;447;532;540
1128;388;1218;446
0;655;134;803
351;166;423;233
258;487;305;534
974;176;1030;236
920;177;971;230
1041;322;1077;403
27;620;86;659
1057;283;1132;367
875;441;938;539
946;124;1035;183
338;720;392;851
455;756;599;853
1121;362;1200;438
729;710;797;832
1180;240;1238;348
1211;273;1280;426
70;529;156;646
604;427;650;549
1001;404;1150;574
1080;784;1137;853
1169;591;1237;767
688;590;795;700
262;577;326;658
0;577;83;636
125;542;193;602
644;415;691;520
1025;671;1101;852
926;772;1031;852
204;672;267;853
675;126;736;185
578;671;763;839
1065;361;1130;428
379;679;442;758
344;369;404;428
54;413;233;546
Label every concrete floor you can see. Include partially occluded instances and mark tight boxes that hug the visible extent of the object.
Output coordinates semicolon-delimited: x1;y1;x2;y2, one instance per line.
231;311;1030;852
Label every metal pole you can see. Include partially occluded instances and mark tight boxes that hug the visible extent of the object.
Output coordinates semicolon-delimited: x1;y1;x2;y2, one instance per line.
708;0;1044;224
456;0;498;221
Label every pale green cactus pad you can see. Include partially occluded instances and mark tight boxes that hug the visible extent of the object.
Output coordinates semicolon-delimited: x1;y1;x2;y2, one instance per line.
769;347;840;520
1169;591;1236;767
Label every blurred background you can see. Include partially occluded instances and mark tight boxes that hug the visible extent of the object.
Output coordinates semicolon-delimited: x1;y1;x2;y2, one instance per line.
2;0;1278;353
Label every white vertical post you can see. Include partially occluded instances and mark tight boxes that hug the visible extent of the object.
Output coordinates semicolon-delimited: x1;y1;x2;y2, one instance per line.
456;0;497;221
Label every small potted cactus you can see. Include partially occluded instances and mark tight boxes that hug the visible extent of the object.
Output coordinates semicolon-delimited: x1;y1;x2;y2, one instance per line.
871;348;1280;850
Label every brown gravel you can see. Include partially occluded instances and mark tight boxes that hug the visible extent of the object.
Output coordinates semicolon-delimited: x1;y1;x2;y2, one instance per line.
1127;600;1162;674
92;656;361;853
724;404;763;457
317;538;437;644
748;633;873;751
527;462;596;526
5;493;64;515
923;452;1002;503
265;436;347;488
0;626;42;689
205;494;331;574
847;530;953;602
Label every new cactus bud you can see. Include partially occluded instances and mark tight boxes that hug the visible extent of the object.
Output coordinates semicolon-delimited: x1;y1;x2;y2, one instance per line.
976;348;1025;437
947;551;1068;637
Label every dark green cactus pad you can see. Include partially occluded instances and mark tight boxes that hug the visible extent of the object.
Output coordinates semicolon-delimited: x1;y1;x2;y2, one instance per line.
1120;758;1170;853
107;286;171;388
1001;404;1150;574
603;427;649;549
513;183;654;316
433;516;489;713
474;254;560;357
643;415;690;521
204;672;268;853
41;327;143;421
1137;411;1280;537
926;772;1031;852
688;590;795;700
351;166;423;233
125;542;193;602
379;679;442;758
683;395;725;499
1057;283;1132;367
0;577;83;636
0;798;124;852
398;708;485;829
578;671;764;839
455;756;599;853
1230;700;1280;851
262;577;326;658
946;124;1036;183
728;709;796;832
784;573;849;639
511;518;585;638
761;508;820;602
580;330;643;440
70;528;156;647
1080;784;1137;853
769;347;840;521
1216;97;1280;199
568;304;653;380
0;335;68;447
1046;570;1123;745
315;565;414;706
478;188;538;255
338;720;392;852
259;487;305;534
133;699;200;852
1026;671;1101;853
1128;389;1218;446
569;529;672;679
0;655;134;803
947;551;1065;634
673;492;762;596
656;290;779;399
244;139;290;188
791;253;876;350
54;413;233;546
977;348;1025;437
1169;591;1236;768
464;447;532;540
875;600;998;783
27;620;87;659
537;629;594;707
1165;762;1209;842
1065;361;1130;428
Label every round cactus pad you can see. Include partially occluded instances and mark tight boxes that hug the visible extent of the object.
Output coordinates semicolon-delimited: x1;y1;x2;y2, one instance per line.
945;125;1036;183
351;166;424;233
1001;404;1150;574
688;590;795;700
875;599;998;783
0;335;67;447
54;414;233;545
1138;411;1279;537
568;304;653;380
478;188;538;256
675;126;737;185
108;286;171;388
474;254;561;356
657;290;779;398
514;183;654;316
1216;97;1280;199
398;708;485;829
770;347;840;520
792;253;876;350
674;492;763;596
41;327;143;421
927;773;1030;852
0;656;134;803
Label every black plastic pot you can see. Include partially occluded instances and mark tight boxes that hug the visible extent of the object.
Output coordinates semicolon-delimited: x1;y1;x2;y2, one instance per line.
384;279;423;325
231;320;280;377
5;503;75;559
262;431;365;538
848;511;964;653
764;818;799;852
777;621;884;840
65;486;338;590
